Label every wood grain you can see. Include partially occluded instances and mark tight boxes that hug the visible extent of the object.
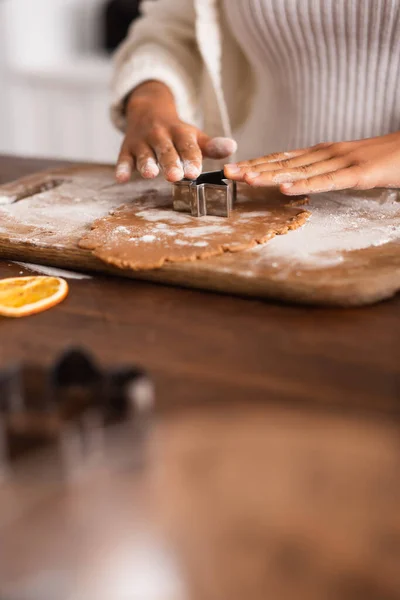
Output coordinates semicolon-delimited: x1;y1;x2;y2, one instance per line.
156;403;400;600
2;403;400;600
0;163;399;306
0;156;399;600
0;158;398;412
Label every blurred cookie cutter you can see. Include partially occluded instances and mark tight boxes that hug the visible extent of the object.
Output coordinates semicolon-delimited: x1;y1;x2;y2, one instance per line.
172;170;236;218
0;348;154;478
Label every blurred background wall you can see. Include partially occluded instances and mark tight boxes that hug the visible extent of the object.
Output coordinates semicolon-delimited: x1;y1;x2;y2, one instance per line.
0;0;141;162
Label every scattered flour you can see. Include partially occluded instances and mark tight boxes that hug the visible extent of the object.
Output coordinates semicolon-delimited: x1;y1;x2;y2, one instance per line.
135;210;191;224
14;262;91;280
140;234;156;243
0;195;16;205
235;190;400;273
0;174;171;249
115;226;131;234
182;225;234;237
2;170;399;278
239;211;271;218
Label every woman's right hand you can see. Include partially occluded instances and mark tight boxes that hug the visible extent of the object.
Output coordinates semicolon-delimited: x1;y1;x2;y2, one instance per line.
115;81;237;183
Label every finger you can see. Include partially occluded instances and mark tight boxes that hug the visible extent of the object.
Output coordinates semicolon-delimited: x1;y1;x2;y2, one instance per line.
261;148;311;163
248;148;335;174
224;145;333;180
279;166;365;195
116;145;135;183
225;149;334;182
135;145;160;179
223;163;247;181
173;130;202;179
244;158;346;187
234;147;311;169
199;135;238;159
149;130;184;182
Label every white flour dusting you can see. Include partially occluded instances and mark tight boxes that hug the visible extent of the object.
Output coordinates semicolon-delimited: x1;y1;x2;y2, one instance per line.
239;211;271;219
0;190;121;247
0;195;17;205
116;226;131;234
1;169;399;277
0;174;170;248
182;225;234;237
232;190;400;273
14;262;91;280
135;209;191;224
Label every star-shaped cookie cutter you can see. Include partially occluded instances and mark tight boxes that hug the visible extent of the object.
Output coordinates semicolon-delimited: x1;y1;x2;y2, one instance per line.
172;170;237;218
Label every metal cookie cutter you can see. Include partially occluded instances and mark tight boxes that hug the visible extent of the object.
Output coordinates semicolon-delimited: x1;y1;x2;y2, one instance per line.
172;170;237;217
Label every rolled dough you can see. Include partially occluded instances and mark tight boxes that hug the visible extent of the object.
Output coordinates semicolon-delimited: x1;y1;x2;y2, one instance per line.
79;188;309;270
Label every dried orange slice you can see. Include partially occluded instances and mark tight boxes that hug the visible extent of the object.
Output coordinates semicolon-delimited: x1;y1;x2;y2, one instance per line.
0;276;68;318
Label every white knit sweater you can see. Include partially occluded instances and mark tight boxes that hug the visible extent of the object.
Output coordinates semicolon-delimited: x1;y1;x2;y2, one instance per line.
111;0;400;161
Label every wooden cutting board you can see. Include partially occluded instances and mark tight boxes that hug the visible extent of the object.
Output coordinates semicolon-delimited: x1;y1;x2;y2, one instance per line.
0;164;399;307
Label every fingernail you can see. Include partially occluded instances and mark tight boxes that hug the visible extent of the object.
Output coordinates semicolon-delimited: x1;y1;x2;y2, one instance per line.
225;163;241;175
183;160;201;180
281;183;294;191
116;162;131;178
141;159;159;178
167;166;184;181
245;171;261;180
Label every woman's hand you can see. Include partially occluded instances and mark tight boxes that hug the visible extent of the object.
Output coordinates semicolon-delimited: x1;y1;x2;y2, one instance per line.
224;132;400;195
116;81;237;183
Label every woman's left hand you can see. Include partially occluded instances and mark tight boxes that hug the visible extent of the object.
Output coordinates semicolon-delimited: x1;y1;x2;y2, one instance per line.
224;132;400;195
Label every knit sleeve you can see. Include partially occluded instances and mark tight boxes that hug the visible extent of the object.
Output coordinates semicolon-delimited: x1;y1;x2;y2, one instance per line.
110;0;201;132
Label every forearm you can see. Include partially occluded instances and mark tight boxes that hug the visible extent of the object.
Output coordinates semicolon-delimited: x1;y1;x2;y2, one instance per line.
111;0;200;133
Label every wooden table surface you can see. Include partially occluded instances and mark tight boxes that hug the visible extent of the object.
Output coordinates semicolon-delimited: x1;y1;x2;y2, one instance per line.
1;155;400;600
0;155;399;411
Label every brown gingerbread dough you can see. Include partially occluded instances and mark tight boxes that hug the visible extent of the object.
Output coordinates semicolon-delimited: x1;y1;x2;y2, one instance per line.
79;188;309;270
